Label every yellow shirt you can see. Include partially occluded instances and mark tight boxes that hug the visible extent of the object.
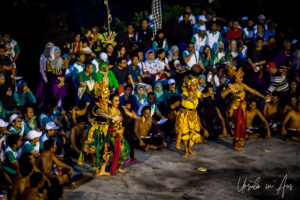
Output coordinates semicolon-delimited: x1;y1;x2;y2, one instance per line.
181;91;203;109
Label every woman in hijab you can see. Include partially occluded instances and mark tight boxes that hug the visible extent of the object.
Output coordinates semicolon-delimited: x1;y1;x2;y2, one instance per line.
134;85;147;108
0;85;17;119
154;81;165;110
36;42;54;103
46;46;67;105
212;42;226;66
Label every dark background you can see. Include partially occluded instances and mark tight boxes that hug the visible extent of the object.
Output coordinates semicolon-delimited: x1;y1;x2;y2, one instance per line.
0;0;298;91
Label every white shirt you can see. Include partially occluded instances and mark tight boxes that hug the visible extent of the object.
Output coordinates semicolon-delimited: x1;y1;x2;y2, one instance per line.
179;14;196;25
206;31;221;51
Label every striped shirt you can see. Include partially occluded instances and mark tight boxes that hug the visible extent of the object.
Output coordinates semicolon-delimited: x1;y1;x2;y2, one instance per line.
267;72;289;93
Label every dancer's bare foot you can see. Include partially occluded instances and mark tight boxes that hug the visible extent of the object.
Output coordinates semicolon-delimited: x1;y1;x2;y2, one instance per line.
188;148;196;155
96;171;110;177
232;146;243;151
117;168;127;173
182;153;188;158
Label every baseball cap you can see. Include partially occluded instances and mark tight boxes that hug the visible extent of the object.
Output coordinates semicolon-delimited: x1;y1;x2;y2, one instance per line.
0;119;9;128
9;114;22;123
168;79;176;85
198;25;206;32
99;52;108;62
258;14;266;20
27;130;42;140
45;122;59;130
198;15;207;22
266;62;277;70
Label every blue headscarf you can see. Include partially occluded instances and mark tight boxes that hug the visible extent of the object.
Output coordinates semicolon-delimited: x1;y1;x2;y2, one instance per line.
154;81;164;103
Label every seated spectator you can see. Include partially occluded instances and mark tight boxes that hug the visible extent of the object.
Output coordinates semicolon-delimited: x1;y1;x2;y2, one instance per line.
253;24;269;44
39;139;73;200
237;39;248;63
191;26;207;53
72;52;86;75
0;85;17;119
183;42;205;71
21;130;42;158
92;52;107;73
40;122;59;146
212;42;226;66
134;106;166;151
80;39;96;62
129;55;143;85
13;80;36;107
192;15;207;35
178;6;196;25
134;85;147;108
164;79;179;104
206;22;222;51
0;119;9;162
10;162;33;200
112;57;132;88
71;100;89;124
119;84;139;112
178;12;193;49
70;116;87;158
263;93;282;132
143;50;158;84
22;106;38;131
153;29;168;53
106;43;116;65
71;33;82;54
243;19;255;43
226;20;243;42
96;62;119;90
245;100;271;139
21;172;45;200
8;114;30;138
137;92;165;120
137;19;153;52
225;40;240;66
282;101;300;142
155;49;172;82
154;81;165;108
3;32;21;63
168;45;187;83
266;63;289;99
77;63;97;102
201;45;213;68
274;40;293;74
0;45;13;80
3;134;22;172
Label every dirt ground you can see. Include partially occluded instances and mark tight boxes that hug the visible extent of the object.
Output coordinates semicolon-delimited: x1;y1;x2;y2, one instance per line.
65;136;300;200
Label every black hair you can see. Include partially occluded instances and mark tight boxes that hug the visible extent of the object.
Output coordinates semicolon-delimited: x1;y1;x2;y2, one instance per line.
7;134;20;147
30;172;43;188
124;100;132;105
157;49;165;55
22;106;33;116
147;91;156;98
124;84;133;91
0;45;5;49
77;100;87;110
19;162;33;177
117;56;127;65
170;94;181;105
44;139;55;151
42;104;52;115
131;54;139;60
19;153;32;165
256;37;264;42
142;105;151;114
77;115;88;123
183;12;190;16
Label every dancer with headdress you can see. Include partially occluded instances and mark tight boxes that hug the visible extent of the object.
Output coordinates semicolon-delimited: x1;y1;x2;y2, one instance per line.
79;79;122;176
221;66;268;151
175;75;212;158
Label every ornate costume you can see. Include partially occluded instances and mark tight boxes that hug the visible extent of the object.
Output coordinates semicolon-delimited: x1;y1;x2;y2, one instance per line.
108;107;130;175
175;76;210;149
79;80;111;169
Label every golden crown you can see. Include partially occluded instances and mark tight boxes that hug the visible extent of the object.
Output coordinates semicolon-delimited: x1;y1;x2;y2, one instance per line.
94;79;110;99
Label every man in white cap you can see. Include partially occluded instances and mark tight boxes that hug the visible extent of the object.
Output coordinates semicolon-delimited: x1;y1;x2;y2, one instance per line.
91;52;108;73
191;26;207;53
0;119;9;162
8;114;30;137
193;15;207;34
165;79;179;103
40;122;59;146
254;14;268;34
21;130;42;158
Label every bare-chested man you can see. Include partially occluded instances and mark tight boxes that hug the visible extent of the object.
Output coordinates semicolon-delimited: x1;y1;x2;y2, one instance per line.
282;101;300;142
134;106;166;151
283;95;298;115
263;94;281;131
70;116;87;157
10;162;33;200
21;172;45;200
246;100;271;139
39;139;73;200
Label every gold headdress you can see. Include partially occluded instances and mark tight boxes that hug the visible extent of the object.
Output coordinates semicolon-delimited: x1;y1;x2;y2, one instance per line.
102;31;117;47
182;75;199;92
94;79;110;99
227;65;244;79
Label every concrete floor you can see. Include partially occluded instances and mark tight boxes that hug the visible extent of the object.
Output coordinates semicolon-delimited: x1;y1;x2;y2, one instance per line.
65;137;300;200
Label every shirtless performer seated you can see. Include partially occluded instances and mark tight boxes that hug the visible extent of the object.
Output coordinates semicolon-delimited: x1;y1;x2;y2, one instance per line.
246;100;271;139
39;139;73;200
21;172;45;200
134;106;167;151
263;93;282;132
282;101;300;142
70;116;87;158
